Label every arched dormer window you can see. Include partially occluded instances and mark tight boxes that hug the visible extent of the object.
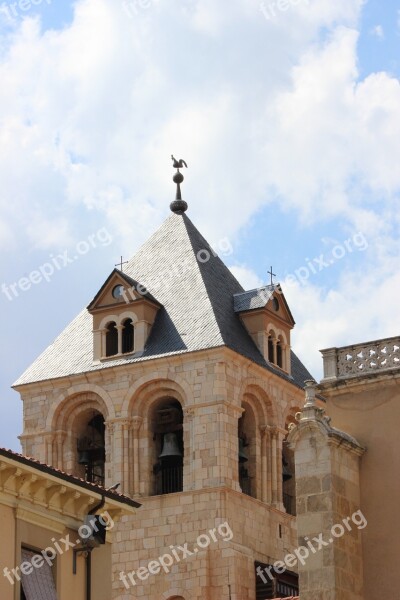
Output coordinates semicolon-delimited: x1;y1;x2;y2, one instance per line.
122;318;134;354
105;322;118;357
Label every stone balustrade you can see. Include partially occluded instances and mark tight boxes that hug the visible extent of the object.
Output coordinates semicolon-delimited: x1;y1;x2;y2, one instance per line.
321;335;400;381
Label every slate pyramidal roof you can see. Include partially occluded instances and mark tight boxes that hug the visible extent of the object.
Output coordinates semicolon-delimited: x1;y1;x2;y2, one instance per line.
14;213;313;389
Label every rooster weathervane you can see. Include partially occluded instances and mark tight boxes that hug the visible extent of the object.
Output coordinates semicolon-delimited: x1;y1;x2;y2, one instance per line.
170;155;188;214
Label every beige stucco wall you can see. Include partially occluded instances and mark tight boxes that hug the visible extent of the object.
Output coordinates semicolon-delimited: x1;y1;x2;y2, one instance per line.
321;373;400;600
0;503;15;600
0;499;113;600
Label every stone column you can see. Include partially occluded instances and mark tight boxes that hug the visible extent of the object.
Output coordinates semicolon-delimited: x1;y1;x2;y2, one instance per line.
270;427;278;505
282;343;290;373
276;429;285;511
320;347;339;381
272;338;278;365
93;328;103;361
116;325;124;355
122;419;131;496
45;433;55;467
111;419;124;490
183;406;195;491
260;426;269;503
56;431;67;471
132;416;143;496
100;328;107;358
287;380;365;600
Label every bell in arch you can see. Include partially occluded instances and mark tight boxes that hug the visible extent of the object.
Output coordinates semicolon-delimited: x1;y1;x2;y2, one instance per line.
159;432;182;459
238;438;248;463
78;450;90;466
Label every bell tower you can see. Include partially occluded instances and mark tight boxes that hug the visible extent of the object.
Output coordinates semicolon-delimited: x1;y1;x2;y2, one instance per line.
14;158;314;600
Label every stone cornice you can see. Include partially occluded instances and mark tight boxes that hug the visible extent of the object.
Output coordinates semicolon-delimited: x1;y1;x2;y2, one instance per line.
13;344;307;399
0;452;140;519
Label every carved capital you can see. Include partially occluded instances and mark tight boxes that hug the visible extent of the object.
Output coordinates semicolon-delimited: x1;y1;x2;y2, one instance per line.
268;425;278;439
132;416;143;431
183;406;195;420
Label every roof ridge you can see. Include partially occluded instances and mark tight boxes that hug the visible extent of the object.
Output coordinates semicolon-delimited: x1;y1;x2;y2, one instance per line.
13;212;314;389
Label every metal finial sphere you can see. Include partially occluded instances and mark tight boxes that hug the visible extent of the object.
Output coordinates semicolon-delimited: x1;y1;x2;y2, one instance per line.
173;171;184;184
170;199;188;214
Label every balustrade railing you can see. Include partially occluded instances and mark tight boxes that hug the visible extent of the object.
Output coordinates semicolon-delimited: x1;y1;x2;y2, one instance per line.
321;336;400;381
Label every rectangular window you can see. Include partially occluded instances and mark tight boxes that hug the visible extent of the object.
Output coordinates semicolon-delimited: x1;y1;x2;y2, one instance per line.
20;548;57;600
255;561;299;599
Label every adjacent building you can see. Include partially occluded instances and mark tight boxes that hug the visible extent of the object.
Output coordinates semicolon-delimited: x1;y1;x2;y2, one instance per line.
0;447;139;600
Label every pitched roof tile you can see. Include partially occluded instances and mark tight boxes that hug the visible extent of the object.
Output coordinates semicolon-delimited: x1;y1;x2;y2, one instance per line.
14;214;313;389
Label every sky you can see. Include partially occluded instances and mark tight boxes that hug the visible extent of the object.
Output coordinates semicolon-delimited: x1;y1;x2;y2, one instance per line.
0;0;399;451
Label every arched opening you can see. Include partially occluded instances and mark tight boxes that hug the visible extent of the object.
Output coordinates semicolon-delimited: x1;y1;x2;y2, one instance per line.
76;411;106;486
268;333;274;364
277;338;283;368
238;404;257;498
122;318;134;353
268;329;277;364
105;321;118;357
151;399;184;495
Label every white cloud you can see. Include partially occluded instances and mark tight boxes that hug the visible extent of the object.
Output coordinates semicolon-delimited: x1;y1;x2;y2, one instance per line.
229;264;263;290
0;0;399;384
0;0;368;251
263;26;400;230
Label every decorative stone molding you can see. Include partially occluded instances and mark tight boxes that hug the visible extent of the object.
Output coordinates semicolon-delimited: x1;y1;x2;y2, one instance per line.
321;335;400;382
287;380;365;456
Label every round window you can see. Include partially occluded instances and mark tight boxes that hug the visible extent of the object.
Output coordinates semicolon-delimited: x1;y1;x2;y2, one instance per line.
112;285;124;299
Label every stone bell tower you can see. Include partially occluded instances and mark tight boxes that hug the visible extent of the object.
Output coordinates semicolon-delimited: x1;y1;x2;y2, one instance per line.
14;158;314;599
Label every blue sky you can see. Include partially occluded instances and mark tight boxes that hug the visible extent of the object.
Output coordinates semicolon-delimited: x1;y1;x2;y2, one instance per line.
0;0;399;451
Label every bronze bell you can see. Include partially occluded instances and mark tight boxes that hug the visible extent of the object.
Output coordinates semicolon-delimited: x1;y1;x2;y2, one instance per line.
159;432;182;459
78;450;90;466
238;438;248;463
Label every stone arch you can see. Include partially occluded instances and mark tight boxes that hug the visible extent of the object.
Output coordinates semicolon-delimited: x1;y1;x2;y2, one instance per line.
238;380;277;425
46;389;112;481
118;310;139;324
237;382;275;501
121;373;193;417
282;402;302;431
162;590;186;600
122;375;192;497
99;313;121;330
46;384;115;431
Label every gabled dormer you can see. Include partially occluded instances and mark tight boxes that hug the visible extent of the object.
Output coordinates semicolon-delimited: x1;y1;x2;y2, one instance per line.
234;284;295;374
87;269;162;363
